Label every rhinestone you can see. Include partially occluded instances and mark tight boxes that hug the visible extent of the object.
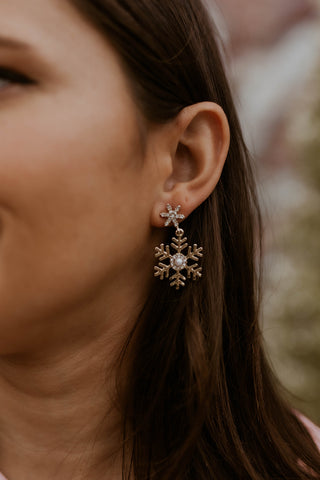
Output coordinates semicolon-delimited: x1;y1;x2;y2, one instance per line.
170;253;187;271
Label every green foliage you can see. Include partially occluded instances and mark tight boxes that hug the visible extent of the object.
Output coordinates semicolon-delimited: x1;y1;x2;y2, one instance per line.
262;67;320;423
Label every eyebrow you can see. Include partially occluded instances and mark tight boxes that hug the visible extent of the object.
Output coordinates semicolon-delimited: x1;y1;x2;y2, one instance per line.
0;34;55;79
0;35;33;51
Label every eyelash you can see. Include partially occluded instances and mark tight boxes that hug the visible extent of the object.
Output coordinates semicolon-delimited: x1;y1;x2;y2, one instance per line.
0;67;34;87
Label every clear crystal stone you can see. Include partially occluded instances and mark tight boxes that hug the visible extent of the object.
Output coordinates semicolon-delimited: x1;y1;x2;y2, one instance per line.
170;253;187;271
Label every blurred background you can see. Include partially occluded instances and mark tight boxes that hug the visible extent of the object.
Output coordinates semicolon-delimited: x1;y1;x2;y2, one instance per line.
208;0;320;423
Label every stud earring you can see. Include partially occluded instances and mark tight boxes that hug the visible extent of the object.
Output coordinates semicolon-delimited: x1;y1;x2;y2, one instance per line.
154;204;203;290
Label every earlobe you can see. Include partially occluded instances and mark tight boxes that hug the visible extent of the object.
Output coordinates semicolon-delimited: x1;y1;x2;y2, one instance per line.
151;102;230;227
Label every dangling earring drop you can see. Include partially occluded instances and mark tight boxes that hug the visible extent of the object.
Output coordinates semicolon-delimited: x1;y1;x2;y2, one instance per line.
154;204;203;290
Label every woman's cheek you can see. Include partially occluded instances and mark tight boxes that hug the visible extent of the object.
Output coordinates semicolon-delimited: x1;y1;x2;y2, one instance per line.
0;64;146;351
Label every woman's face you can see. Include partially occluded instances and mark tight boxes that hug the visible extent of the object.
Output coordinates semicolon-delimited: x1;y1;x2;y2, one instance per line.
0;0;161;354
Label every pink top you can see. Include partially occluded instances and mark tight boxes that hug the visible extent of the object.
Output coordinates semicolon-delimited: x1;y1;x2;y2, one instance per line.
299;413;320;450
0;416;319;480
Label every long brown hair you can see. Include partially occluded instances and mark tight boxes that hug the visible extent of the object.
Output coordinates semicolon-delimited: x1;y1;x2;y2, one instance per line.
70;1;320;478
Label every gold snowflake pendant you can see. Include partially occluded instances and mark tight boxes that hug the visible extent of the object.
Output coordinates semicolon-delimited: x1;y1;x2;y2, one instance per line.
154;204;203;290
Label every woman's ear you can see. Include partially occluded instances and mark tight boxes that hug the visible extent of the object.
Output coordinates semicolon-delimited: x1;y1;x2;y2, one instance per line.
151;102;230;227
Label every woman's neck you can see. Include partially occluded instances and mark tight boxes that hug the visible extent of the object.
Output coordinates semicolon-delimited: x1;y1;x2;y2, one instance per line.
0;335;124;480
0;279;148;480
0;234;156;480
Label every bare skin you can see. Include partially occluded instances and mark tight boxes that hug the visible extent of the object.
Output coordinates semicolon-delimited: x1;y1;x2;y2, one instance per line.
0;0;230;479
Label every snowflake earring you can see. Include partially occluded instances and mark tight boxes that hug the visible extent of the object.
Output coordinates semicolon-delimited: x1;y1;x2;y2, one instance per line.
154;204;203;290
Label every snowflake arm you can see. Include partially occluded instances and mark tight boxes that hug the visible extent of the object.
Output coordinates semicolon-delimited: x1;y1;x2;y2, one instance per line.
170;271;186;289
186;263;202;280
171;237;187;253
154;244;171;280
186;244;203;260
155;243;171;260
154;262;171;280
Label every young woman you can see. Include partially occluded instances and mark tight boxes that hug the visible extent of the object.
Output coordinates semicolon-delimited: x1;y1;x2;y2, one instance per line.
0;0;319;479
